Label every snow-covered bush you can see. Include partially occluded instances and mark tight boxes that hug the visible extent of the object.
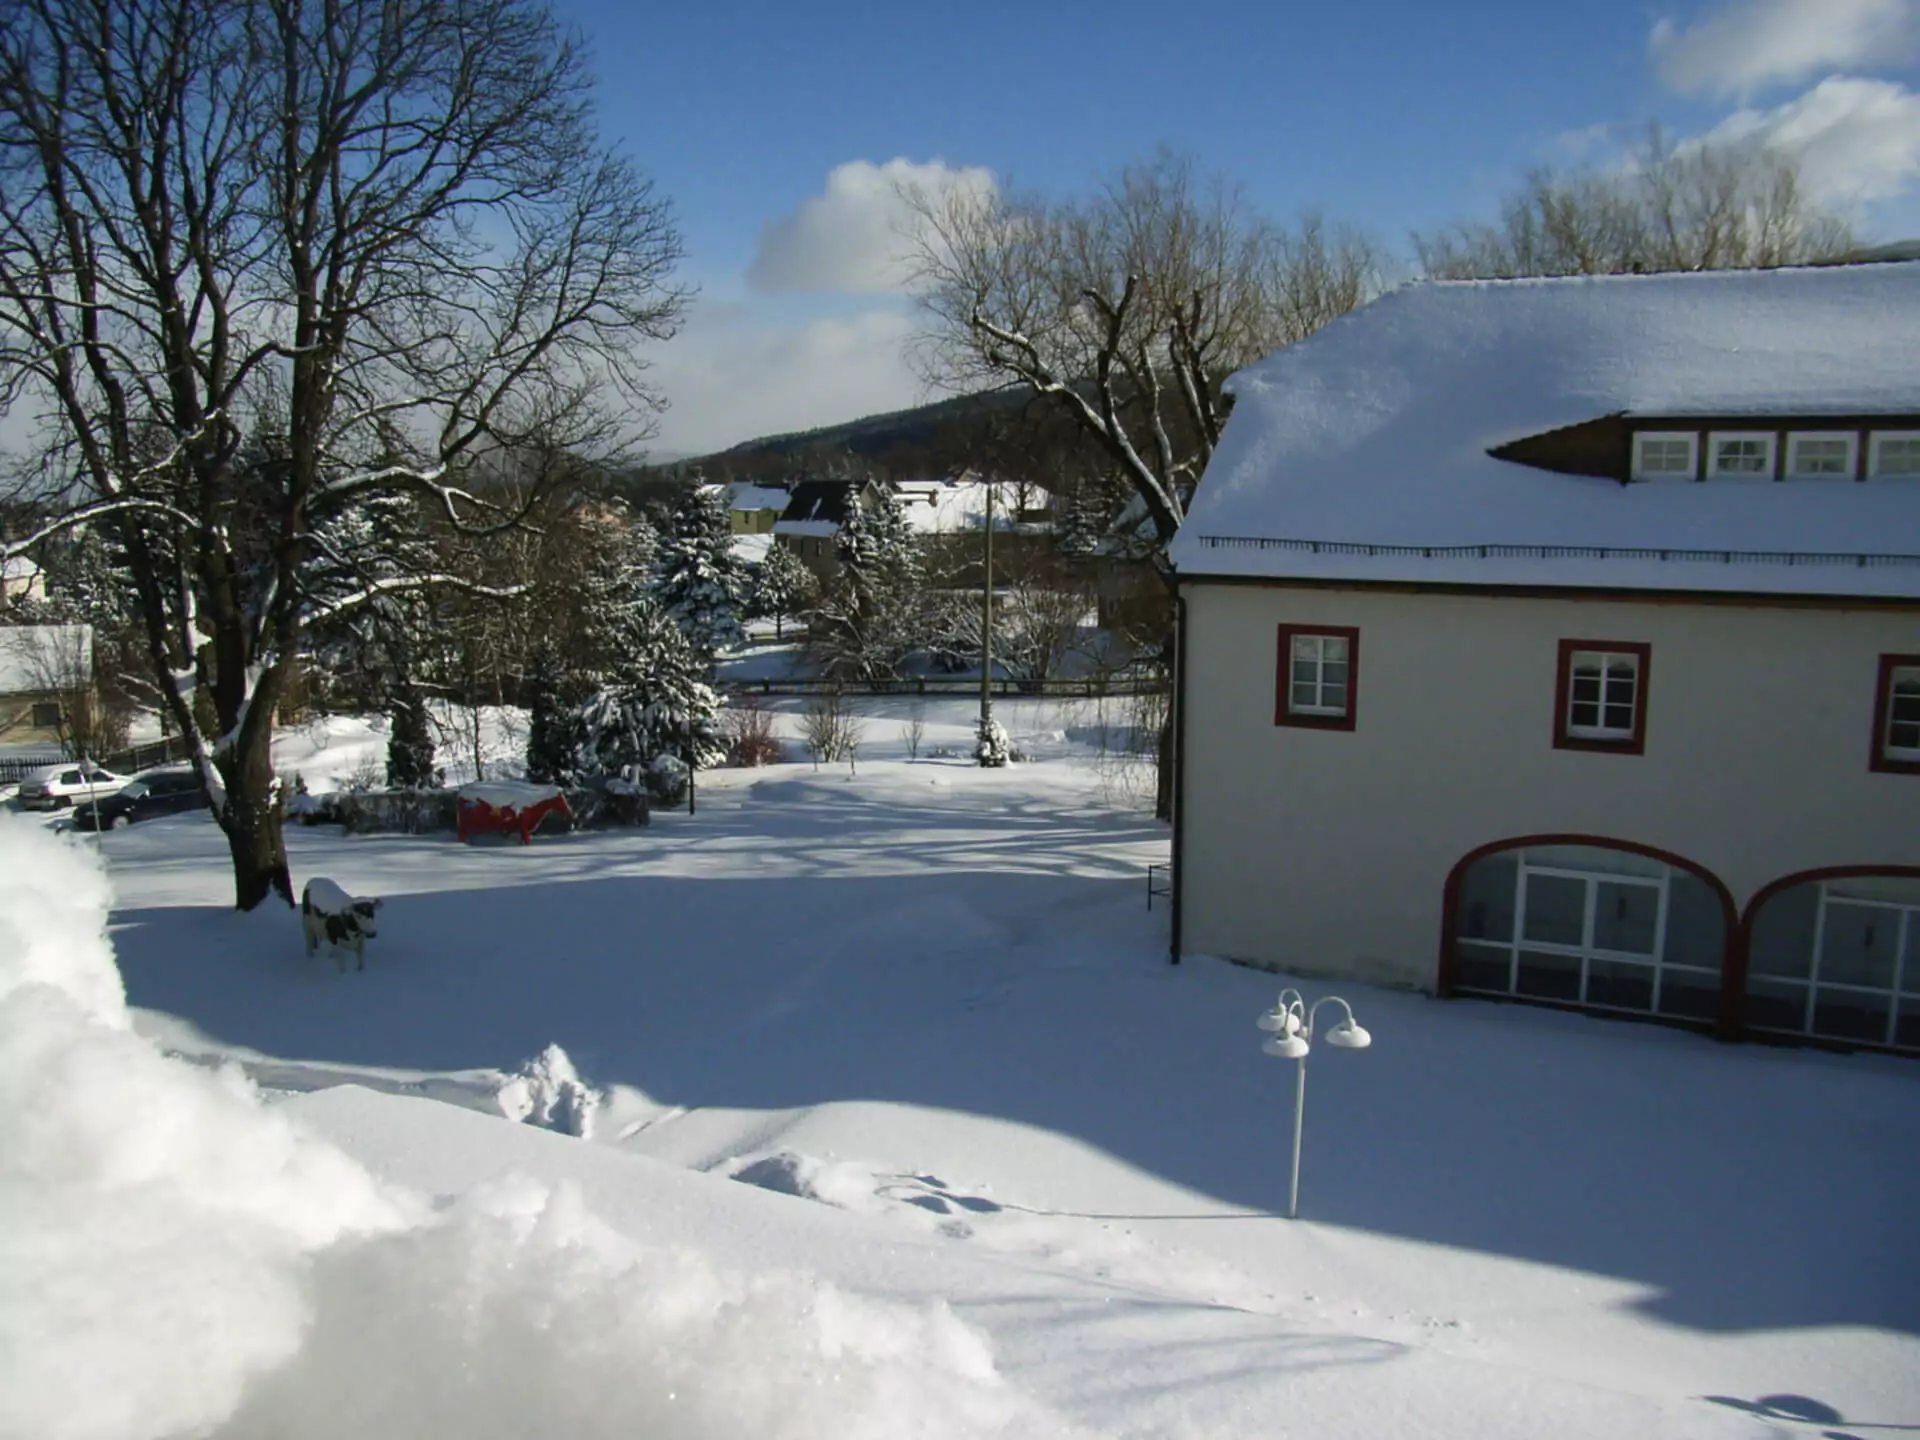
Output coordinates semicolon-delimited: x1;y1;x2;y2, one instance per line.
647;751;690;806
974;714;1011;768
721;697;784;767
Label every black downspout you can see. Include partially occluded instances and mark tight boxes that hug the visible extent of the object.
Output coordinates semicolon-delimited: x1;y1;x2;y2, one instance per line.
1169;587;1189;965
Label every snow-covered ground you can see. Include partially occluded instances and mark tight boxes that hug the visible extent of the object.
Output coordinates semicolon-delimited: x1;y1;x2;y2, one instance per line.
7;717;1917;1439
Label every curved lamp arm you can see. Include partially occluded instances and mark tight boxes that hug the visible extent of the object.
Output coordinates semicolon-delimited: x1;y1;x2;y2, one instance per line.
1306;995;1372;1049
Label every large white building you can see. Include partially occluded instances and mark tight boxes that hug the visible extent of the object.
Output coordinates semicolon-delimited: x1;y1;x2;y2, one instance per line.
1166;264;1920;1053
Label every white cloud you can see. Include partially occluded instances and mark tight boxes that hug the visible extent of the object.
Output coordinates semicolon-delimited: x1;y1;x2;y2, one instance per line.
643;302;928;458
748;159;997;295
1651;0;1919;97
1701;75;1920;203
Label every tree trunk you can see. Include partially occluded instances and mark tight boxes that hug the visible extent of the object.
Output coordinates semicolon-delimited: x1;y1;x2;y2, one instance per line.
221;726;294;911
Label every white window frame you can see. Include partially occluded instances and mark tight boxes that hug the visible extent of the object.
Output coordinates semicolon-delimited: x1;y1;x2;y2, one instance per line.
1868;430;1920;478
1706;430;1777;480
1888;664;1920;761
1784;431;1858;480
1288;633;1350;718
1565;649;1640;741
1630;430;1698;481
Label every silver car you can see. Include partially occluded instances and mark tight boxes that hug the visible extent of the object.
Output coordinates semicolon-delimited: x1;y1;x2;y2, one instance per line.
16;762;127;811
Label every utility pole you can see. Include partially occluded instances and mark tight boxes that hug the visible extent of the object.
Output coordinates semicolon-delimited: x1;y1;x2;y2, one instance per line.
979;479;994;744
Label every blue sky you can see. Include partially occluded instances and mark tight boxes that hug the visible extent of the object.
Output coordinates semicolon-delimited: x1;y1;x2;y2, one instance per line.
548;0;1920;456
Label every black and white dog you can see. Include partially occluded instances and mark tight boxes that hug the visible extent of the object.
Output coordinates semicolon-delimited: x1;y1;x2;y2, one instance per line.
301;877;382;971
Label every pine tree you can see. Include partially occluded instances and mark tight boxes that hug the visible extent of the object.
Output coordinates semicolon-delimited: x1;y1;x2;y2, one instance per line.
572;520;656;685
752;542;815;641
386;683;436;788
523;643;580;785
652;484;748;665
576;597;722;779
808;485;925;680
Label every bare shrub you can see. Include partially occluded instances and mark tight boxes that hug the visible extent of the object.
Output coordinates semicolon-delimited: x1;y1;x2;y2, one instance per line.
722;698;784;767
800;690;863;766
902;705;925;760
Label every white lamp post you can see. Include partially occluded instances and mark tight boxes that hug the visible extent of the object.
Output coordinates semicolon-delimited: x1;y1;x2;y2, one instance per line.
1257;989;1372;1219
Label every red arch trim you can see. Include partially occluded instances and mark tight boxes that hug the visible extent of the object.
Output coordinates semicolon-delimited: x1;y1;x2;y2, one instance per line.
1436;834;1742;1036
1732;866;1920;1036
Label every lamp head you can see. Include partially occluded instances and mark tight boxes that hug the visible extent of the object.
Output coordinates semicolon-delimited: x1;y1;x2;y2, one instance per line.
1262;1033;1311;1059
1323;1021;1372;1050
1257;1007;1301;1036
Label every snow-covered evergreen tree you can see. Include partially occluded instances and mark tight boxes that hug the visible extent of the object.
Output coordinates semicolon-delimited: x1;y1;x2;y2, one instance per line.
652;485;747;664
386;686;436;788
808;485;925;680
572;520;656;686
575;598;722;778
523;643;580;785
751;542;815;640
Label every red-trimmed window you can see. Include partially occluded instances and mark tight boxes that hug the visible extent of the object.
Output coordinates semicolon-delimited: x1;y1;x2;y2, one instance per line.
1871;655;1920;775
1554;640;1650;754
1276;625;1358;731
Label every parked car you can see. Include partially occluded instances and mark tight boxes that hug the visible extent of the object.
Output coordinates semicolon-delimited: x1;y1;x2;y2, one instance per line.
69;768;207;830
16;762;126;811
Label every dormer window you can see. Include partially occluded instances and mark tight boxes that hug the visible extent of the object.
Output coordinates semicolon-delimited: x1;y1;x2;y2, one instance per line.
1786;432;1858;479
1869;431;1920;478
1631;431;1697;481
1707;431;1776;479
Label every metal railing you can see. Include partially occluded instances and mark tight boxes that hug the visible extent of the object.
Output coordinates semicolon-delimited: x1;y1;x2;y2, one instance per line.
725;675;1163;699
1193;535;1920;569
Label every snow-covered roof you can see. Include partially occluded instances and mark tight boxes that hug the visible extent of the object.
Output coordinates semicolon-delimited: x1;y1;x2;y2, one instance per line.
1170;264;1920;598
732;532;774;564
728;482;789;512
0;624;92;692
895;480;1048;535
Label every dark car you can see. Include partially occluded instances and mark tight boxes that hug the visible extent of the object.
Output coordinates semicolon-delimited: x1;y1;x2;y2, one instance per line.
70;768;207;831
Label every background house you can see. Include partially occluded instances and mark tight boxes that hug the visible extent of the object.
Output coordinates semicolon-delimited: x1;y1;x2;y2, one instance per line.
725;480;789;535
0;624;95;752
772;478;880;581
1167;263;1920;1053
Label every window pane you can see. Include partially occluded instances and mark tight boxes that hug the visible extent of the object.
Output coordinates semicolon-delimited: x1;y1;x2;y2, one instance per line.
1601;702;1635;732
1874;437;1920;475
1657;969;1721;1022
1454;941;1513;993
1665;873;1727;970
1746;978;1810;1032
1588;959;1654;1011
1516;950;1581;1001
1790;438;1850;475
1292;635;1320;662
1593;880;1659;955
1819;901;1899;989
1320;662;1348;688
1522;873;1586;946
1459;851;1518;943
1290;682;1318;710
1713;439;1769;473
1748;884;1817;979
1319;683;1347;712
1291;659;1318;687
1523;845;1667;878
1603;673;1636;704
1905;916;1920;995
1569;700;1601;729
1321;637;1347;663
1812;990;1891;1044
1895;1004;1920;1051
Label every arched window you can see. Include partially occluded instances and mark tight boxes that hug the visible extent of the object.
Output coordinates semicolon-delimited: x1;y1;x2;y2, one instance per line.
1744;873;1920;1051
1447;840;1732;1024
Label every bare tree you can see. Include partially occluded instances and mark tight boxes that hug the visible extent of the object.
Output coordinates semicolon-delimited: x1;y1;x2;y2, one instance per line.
0;0;686;907
1415;130;1856;279
907;152;1382;560
907;151;1381;815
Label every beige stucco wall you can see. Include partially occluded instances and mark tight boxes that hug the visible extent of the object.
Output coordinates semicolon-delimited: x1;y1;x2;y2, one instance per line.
1177;581;1920;989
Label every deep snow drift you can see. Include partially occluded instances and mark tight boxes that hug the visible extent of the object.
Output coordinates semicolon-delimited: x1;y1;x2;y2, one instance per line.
11;723;1919;1438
